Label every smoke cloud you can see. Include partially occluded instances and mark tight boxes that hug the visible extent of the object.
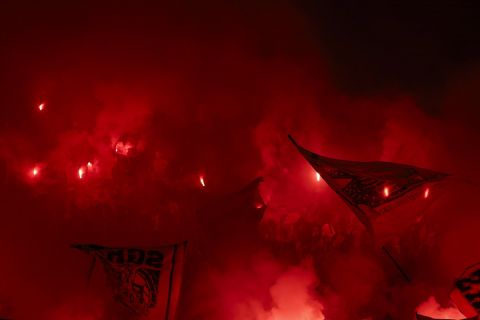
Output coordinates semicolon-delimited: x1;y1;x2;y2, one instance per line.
0;1;480;319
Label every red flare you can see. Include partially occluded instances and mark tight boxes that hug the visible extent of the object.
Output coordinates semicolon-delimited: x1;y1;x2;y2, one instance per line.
424;187;430;199
383;186;390;198
316;172;321;182
199;176;206;187
255;202;264;209
31;166;40;177
38;103;45;111
78;167;85;179
115;141;134;156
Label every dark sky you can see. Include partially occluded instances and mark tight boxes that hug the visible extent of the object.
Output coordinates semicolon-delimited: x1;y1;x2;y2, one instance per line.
298;0;480;112
2;1;480;102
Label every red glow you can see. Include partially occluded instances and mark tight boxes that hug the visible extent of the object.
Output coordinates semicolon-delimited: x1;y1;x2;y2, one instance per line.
31;166;39;177
417;296;466;319
115;141;134;156
78;167;85;179
424;187;430;199
383;186;390;198
255;202;264;209
0;3;475;319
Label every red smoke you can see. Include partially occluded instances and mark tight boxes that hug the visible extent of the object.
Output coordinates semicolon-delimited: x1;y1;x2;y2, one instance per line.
0;1;479;319
417;296;466;319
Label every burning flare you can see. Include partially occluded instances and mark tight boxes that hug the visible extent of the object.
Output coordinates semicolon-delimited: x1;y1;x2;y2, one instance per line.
383;186;390;198
316;172;321;182
78;167;85;179
31;166;40;177
114;140;135;157
424;187;430;199
199;175;206;187
38;103;45;111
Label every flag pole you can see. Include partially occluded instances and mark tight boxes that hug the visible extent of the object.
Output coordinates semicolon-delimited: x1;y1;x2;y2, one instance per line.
381;245;411;282
165;243;179;320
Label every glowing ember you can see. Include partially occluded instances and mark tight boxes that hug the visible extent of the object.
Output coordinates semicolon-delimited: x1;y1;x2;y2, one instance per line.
31;166;39;177
383;186;390;198
200;176;206;187
78;167;85;179
316;172;321;182
424;187;430;199
114;141;134;156
38;103;45;111
255;202;264;209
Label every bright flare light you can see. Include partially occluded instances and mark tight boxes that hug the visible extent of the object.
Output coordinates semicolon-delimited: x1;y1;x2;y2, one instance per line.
424;187;430;199
32;166;39;177
383;186;390;198
115;141;134;156
38;103;45;111
199;176;206;187
78;167;85;179
316;172;321;182
255;202;264;209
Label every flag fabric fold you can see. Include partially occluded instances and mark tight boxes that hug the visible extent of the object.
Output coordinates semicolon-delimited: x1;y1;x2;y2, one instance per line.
288;134;448;238
73;241;187;320
450;263;480;318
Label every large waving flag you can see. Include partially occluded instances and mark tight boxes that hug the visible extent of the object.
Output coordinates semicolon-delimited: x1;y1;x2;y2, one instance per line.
288;135;448;238
73;242;187;319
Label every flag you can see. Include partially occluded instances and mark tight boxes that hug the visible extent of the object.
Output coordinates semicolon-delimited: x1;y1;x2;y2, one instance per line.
416;314;478;320
73;242;187;319
450;263;480;318
288;135;448;238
